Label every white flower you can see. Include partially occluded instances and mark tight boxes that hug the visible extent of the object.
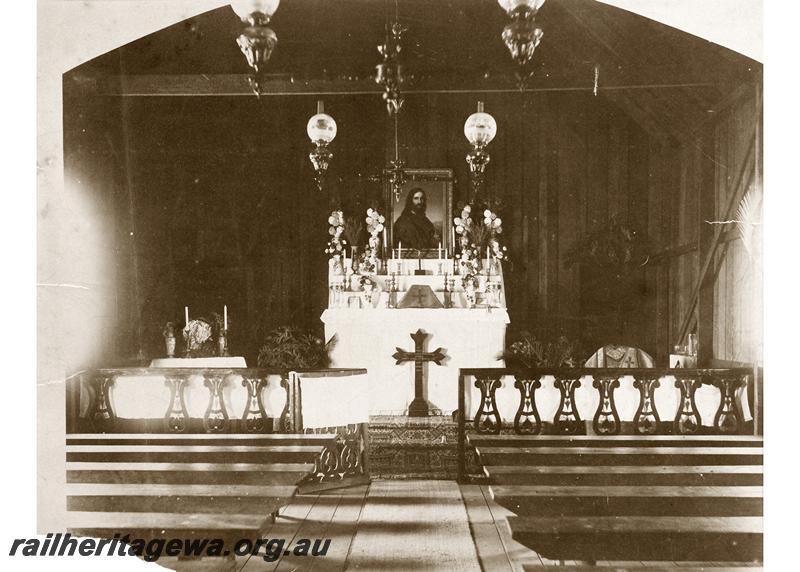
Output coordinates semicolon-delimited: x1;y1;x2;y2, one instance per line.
367;208;374;217
484;209;492;218
493;218;502;228
329;227;336;236
484;217;492;225
375;223;384;233
463;205;471;214
378;215;385;223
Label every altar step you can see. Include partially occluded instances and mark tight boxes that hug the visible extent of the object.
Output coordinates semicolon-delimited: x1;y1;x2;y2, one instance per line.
65;433;335;541
368;415;458;479
471;434;763;565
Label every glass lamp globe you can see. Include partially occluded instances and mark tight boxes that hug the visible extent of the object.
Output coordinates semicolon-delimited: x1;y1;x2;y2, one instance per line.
464;111;497;147
498;0;546;14
307;113;338;145
231;0;281;22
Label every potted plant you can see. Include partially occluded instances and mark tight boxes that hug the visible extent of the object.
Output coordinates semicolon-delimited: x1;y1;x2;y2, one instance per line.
257;326;336;369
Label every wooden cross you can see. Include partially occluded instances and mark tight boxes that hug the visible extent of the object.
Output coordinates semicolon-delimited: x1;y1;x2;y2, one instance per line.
392;329;446;417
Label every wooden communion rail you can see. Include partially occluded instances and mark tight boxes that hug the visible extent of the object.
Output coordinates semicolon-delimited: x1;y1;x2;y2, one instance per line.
65;367;369;545
457;367;763;567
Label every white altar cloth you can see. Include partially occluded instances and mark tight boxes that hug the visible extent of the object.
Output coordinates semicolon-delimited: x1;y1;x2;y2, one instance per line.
292;370;370;429
149;357;247;368
321;307;509;415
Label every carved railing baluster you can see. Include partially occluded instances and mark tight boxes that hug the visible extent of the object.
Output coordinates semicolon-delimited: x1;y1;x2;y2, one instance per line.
674;375;703;434
203;373;229;433
592;376;621;435
553;376;583;435
241;375;269;433
337;423;363;477
713;375;745;434
279;374;293;433
163;374;189;433
513;376;542;435
308;426;341;480
473;376;503;434
89;374;116;432
633;375;661;435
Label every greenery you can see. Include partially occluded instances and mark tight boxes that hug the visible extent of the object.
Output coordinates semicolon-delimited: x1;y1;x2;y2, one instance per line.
257;326;336;369
499;331;579;369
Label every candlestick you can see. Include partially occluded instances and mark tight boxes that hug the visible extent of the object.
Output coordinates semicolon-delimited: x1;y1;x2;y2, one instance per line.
223;305;228;330
185;306;189;325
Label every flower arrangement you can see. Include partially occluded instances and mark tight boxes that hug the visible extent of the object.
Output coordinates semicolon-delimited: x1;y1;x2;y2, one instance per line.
257;326;337;370
183;318;214;356
324;210;346;258
499;331;579;369
362;207;386;274
454;204;508;285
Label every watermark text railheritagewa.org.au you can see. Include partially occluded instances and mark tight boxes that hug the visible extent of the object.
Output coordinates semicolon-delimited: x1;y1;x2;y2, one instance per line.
9;533;332;562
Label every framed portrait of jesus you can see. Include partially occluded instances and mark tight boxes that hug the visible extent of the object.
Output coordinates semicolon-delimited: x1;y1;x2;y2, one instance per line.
384;168;454;258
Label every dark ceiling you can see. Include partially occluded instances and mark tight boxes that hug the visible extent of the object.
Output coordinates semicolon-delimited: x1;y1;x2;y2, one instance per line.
67;0;761;143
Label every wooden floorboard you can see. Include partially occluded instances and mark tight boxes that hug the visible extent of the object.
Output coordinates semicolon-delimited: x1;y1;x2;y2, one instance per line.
309;485;369;572
479;485;543;571
461;484;515;571
238;494;319;571
273;495;341;572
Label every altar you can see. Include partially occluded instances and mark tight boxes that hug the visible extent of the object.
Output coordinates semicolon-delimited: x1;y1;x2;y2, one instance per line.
322;257;509;415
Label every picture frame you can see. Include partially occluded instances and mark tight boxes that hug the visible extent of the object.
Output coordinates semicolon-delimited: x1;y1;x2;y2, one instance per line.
384;168;454;258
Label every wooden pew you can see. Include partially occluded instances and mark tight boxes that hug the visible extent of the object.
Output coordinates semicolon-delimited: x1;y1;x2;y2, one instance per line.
470;434;763;564
65;433;335;542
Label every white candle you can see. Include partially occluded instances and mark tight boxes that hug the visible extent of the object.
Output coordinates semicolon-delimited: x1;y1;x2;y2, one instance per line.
185;306;189;324
223;305;228;330
438;242;442;259
383;230;388;251
398;242;402;259
451;227;456;252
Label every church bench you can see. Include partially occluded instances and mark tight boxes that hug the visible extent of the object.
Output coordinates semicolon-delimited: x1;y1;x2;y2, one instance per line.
506;515;763;562
65;433;335;542
484;464;763;486
65;512;277;542
468;432;762;565
66;483;299;514
66;443;326;464
66;462;314;486
490;485;763;517
522;566;763;572
475;445;763;466
469;434;762;448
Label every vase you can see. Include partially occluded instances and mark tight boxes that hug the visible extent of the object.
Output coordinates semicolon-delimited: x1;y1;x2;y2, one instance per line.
331;255;344;276
465;281;476;309
363;283;374;306
165;335;176;357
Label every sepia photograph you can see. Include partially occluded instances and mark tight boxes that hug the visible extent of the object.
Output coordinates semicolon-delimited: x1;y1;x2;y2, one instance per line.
16;0;789;570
